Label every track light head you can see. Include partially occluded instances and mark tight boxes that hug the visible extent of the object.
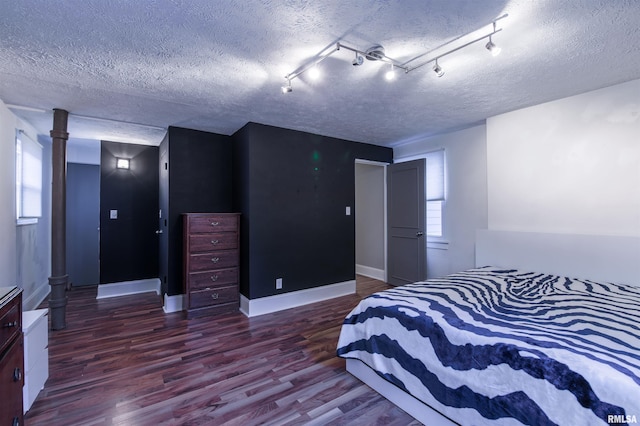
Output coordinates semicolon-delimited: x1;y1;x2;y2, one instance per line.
281;79;292;94
352;54;364;66
485;36;501;57
433;61;444;77
385;64;396;81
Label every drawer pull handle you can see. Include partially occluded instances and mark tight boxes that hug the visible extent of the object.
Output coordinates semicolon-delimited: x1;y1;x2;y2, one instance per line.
13;367;22;382
211;275;219;281
211;239;219;245
12;416;19;426
211;221;219;226
3;320;18;328
211;293;219;299
211;257;220;263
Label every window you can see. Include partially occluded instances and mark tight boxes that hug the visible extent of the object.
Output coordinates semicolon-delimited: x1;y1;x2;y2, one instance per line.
425;149;445;237
16;130;43;224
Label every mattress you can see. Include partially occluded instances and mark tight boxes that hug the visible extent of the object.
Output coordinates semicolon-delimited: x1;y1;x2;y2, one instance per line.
336;267;640;425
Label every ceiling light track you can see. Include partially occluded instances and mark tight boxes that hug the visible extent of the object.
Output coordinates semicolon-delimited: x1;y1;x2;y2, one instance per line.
281;13;508;93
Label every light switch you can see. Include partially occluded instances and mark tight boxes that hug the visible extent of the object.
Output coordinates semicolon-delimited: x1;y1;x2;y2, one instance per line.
110;210;118;219
345;206;351;216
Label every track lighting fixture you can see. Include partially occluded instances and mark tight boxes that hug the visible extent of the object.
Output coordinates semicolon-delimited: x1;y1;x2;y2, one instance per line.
280;13;507;93
432;60;444;77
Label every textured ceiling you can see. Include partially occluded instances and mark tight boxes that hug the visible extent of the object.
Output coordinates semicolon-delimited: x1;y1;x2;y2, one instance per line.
1;0;639;147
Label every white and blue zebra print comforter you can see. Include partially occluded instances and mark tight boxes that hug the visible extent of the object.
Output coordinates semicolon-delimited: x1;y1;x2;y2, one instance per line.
337;267;640;425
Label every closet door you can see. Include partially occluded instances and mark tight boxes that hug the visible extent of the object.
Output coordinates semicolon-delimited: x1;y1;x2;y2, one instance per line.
67;162;100;286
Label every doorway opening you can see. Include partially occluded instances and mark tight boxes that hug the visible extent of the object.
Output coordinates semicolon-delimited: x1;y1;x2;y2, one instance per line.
354;159;387;283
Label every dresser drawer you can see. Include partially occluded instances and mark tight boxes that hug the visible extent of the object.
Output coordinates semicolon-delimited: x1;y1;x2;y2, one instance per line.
189;285;238;309
189;233;238;253
188;250;238;272
188;215;238;234
188;268;238;291
0;334;24;426
0;304;21;355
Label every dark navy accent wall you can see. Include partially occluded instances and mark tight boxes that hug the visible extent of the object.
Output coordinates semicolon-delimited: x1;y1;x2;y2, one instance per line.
232;126;251;298
165;126;233;296
232;122;392;300
100;141;159;284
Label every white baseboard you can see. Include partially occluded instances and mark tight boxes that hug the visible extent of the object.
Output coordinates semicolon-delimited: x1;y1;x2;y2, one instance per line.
240;280;356;317
22;281;51;311
96;278;161;299
163;293;185;313
355;264;385;281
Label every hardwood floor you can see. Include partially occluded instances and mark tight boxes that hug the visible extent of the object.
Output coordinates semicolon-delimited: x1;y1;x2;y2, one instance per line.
26;276;421;425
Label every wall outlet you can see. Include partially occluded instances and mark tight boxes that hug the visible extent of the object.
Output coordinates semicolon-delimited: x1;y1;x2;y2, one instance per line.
276;278;283;290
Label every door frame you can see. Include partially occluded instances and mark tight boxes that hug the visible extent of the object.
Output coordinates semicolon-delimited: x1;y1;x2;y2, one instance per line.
354;159;388;283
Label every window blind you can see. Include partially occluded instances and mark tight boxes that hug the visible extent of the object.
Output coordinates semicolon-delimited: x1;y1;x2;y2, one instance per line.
425;149;445;201
16;130;43;219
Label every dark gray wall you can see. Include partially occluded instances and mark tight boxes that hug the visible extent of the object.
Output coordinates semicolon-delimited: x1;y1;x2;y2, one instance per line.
165;126;233;296
232;122;393;300
100;141;159;284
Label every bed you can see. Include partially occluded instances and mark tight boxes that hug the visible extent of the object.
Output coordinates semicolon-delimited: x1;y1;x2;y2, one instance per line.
337;230;640;425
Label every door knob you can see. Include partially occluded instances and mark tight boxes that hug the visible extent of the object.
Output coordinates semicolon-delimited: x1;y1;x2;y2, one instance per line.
416;231;424;237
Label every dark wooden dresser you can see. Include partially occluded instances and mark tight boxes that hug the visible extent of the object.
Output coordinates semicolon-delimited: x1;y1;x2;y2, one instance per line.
0;287;23;426
183;213;240;318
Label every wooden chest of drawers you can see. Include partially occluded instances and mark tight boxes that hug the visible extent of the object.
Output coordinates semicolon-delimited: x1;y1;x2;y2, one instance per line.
183;213;240;318
0;287;23;426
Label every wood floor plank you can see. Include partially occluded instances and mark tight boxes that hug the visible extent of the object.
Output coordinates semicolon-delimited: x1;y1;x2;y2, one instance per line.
25;276;421;425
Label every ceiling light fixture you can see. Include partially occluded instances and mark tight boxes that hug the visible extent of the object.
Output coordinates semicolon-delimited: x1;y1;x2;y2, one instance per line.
281;13;507;93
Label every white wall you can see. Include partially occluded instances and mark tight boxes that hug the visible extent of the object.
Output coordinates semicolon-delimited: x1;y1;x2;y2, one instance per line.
394;124;488;278
0;99;52;309
487;79;640;236
0;101;18;289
